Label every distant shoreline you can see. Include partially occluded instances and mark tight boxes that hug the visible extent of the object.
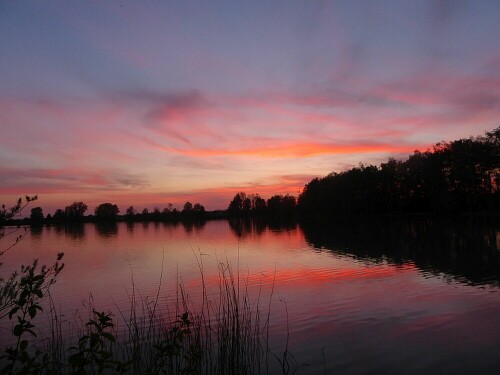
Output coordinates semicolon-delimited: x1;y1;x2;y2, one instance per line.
3;210;500;228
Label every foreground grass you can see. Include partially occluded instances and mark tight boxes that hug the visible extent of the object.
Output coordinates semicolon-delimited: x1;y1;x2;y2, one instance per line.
1;256;294;375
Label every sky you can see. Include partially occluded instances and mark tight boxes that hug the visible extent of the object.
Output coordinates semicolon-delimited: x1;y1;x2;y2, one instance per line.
1;0;499;213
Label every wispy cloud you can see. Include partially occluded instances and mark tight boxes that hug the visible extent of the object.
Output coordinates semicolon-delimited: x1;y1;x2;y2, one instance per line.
1;0;499;210
0;167;150;194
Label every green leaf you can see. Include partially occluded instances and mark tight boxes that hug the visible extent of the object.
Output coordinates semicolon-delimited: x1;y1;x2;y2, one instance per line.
101;332;115;342
20;290;29;301
28;305;37;318
20;340;28;351
13;324;23;336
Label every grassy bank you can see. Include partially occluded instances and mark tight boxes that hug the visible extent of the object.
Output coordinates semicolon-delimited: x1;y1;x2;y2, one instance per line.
1;256;293;375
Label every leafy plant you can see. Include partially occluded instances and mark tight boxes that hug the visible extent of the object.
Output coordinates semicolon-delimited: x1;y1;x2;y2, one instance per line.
1;254;64;374
68;310;129;374
1;197;65;374
149;312;202;374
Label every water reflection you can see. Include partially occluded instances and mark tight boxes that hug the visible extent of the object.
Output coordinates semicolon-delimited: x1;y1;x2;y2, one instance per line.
228;217;297;238
52;223;86;240
30;225;43;238
4;218;500;374
300;216;500;287
33;217;500;290
126;221;135;233
181;220;206;235
95;221;118;238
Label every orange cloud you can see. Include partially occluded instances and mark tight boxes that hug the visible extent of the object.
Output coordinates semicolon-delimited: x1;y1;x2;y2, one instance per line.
141;136;425;158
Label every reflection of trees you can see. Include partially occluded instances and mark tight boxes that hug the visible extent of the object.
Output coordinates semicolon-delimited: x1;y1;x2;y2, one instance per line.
30;225;43;238
267;218;297;232
95;221;118;238
126;221;134;233
228;218;253;238
163;221;180;231
64;202;88;221
299;216;500;287
228;217;297;238
64;223;86;240
181;220;206;235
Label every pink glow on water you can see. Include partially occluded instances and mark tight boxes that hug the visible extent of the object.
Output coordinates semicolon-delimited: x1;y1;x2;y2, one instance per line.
1;220;499;372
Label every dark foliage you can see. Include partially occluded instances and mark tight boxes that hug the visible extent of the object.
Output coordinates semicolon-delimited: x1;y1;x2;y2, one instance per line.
227;192;297;217
29;207;44;225
298;127;500;215
64;202;88;221
94;202;120;220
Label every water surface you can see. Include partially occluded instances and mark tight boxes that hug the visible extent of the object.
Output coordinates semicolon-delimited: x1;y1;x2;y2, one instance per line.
1;217;500;374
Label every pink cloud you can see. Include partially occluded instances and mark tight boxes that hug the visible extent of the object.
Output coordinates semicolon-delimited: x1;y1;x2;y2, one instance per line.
139;134;425;159
2;63;499;212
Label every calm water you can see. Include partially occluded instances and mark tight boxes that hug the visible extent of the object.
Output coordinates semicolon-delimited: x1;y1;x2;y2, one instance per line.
1;217;500;374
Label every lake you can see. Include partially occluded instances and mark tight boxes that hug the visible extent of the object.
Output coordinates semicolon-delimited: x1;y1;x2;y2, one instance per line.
1;217;500;374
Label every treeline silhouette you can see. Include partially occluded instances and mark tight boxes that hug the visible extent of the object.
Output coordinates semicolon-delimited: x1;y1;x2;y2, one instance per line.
3;127;500;227
4;201;210;226
298;127;500;215
226;192;297;217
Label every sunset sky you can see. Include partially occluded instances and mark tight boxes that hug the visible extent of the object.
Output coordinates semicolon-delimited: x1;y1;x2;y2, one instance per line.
1;1;499;212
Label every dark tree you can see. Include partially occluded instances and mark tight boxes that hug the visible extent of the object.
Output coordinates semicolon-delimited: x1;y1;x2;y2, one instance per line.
267;194;297;217
152;207;161;221
64;201;87;221
30;207;44;224
193;203;205;213
227;192;247;215
253;195;267;215
227;192;296;217
243;197;252;214
126;206;135;216
94;203;120;220
298;126;500;215
183;202;193;213
53;208;65;221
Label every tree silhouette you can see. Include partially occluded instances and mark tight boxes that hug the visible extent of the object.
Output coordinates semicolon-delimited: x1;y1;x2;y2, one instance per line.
53;208;65;221
182;202;193;213
253;195;267;215
227;192;297;217
30;207;44;225
227;193;246;215
94;203;120;220
193;203;205;213
267;194;297;216
64;202;88;221
298;127;500;215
